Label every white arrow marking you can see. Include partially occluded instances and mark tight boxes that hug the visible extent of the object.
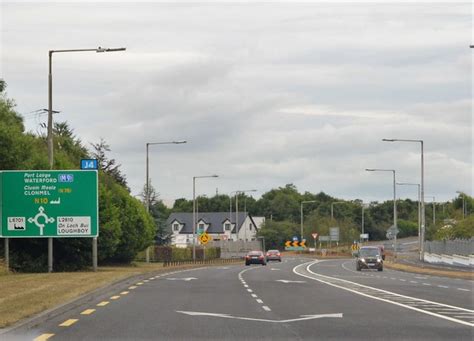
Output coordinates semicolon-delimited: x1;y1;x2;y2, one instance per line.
165;277;197;281
276;279;306;284
176;311;342;323
270;268;281;271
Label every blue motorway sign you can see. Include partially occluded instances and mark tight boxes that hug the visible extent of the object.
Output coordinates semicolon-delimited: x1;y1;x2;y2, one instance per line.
81;159;98;170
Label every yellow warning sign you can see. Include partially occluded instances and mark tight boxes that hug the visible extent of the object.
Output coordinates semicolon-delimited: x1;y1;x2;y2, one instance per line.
199;233;210;245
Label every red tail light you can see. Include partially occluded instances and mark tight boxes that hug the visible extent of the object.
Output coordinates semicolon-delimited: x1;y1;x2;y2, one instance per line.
259;256;264;259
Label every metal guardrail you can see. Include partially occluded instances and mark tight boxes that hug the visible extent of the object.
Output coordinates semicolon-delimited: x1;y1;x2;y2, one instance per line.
424;239;473;256
162;258;243;267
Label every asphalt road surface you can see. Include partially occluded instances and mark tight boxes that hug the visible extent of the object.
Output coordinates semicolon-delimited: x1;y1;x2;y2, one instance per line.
4;258;473;340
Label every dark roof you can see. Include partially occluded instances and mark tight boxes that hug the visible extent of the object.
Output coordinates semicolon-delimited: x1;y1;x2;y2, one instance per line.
167;212;252;234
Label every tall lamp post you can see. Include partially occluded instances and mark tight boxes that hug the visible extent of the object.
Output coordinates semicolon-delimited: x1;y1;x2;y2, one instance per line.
47;46;126;273
366;168;397;256
425;196;436;227
397;182;421;252
193;175;219;260
300;201;317;241
456;191;465;219
145;140;186;262
382;139;424;260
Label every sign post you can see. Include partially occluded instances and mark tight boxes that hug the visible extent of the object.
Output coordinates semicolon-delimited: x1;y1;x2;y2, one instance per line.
0;170;99;272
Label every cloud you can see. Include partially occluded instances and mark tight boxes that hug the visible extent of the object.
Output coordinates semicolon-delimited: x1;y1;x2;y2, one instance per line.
2;2;471;202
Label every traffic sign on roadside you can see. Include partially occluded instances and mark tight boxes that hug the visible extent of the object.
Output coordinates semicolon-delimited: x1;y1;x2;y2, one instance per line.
0;170;98;238
312;233;318;239
199;232;210;245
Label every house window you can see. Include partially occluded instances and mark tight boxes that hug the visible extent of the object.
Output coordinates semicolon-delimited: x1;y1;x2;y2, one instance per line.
199;223;205;229
173;223;180;232
249;224;253;230
225;223;231;231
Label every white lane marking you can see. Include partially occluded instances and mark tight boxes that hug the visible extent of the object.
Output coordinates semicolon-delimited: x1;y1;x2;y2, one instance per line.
244;285;249;288
165;277;197;281
256;299;263;303
270;268;281;271
410;281;418;284
399;279;406;282
251;294;258;298
262;306;271;311
422;283;431;286
247;289;253;293
390;277;397;280
438;285;449;288
176;311;342;323
415;276;428;280
275;279;306;284
457;288;470;292
293;261;474;327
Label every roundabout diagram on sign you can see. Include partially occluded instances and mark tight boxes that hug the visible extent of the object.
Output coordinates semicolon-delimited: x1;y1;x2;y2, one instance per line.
28;206;55;236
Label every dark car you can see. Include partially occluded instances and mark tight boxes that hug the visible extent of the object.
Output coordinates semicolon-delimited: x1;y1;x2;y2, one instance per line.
356;246;383;271
266;249;282;262
245;251;266;266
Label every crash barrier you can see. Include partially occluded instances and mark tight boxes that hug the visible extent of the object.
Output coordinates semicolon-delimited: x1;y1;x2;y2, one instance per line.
150;246;221;262
163;258;243;267
424;239;473;257
424;252;474;268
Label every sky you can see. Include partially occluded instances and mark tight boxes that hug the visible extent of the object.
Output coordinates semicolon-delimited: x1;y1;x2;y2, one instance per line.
1;1;472;205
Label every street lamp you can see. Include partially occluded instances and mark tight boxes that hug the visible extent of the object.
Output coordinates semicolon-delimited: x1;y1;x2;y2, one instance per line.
301;201;317;241
425;196;436;227
233;189;257;242
456;191;465;219
366;168;398;255
397;182;421;252
330;201;345;220
145;140;186;262
382;138;424;260
193;175;219;260
47;46;126;273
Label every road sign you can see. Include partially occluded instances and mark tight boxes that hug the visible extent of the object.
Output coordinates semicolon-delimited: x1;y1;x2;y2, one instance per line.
292;236;299;242
199;232;210;245
197;228;205;236
329;227;340;241
285;240;306;251
351;244;360;251
319;236;330;242
360;233;369;239
0;170;98;238
80;159;98;170
312;233;318;239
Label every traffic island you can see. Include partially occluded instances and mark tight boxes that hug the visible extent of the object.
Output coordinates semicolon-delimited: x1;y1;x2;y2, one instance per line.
384;260;473;280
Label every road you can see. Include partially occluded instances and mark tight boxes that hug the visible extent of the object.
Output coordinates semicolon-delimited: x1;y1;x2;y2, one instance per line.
4;258;473;340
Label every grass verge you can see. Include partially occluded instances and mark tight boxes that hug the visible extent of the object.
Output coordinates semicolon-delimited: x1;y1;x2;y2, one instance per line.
0;262;187;328
385;261;473;280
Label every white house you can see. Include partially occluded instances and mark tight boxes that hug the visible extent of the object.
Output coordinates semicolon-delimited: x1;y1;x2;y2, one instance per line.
167;212;265;247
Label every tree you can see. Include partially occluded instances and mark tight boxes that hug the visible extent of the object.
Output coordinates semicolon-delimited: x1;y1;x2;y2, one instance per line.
90;138;128;189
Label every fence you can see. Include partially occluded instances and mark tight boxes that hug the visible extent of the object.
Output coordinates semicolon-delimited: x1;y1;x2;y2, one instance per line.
208;240;263;259
424;239;473;256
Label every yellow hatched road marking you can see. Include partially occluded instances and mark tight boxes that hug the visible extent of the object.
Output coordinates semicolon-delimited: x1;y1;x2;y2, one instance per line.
110;295;121;300
129;286;137;290
34;334;55;341
59;319;78;327
120;291;129;295
97;301;109;307
81;309;96;315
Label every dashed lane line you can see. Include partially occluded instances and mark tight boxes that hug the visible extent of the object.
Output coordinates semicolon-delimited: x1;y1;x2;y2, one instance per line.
120;291;129;295
128;286;137;290
110;295;121;300
80;309;96;315
33;333;55;341
251;294;258;298
457;288;470;292
256;299;264;303
262;306;271;311
438;285;449;288
59;319;78;327
97;301;109;307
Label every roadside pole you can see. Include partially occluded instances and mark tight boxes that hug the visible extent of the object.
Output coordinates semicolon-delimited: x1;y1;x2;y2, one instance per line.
4;238;9;272
92;237;98;272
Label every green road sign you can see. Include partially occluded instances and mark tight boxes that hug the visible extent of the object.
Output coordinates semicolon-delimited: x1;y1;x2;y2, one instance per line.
0;170;98;238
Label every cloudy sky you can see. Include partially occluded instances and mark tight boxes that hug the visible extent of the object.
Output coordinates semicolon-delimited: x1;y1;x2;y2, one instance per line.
1;1;472;204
